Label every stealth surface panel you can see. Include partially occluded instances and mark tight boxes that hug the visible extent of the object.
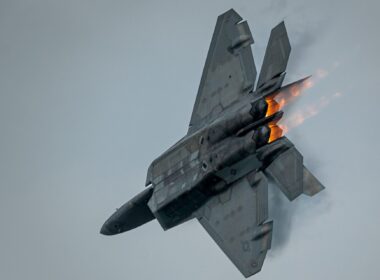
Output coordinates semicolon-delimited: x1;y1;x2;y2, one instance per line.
257;22;291;89
197;172;272;277
303;166;325;196
188;9;256;134
265;147;303;201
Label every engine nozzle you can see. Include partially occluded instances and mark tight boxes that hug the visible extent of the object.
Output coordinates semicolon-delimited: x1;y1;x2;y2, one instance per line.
253;125;271;148
250;99;268;120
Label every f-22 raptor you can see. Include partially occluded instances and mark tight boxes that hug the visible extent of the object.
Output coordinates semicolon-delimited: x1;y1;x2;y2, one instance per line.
101;9;325;278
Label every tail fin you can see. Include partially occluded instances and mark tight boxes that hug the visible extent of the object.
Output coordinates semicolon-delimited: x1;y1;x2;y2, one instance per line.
263;144;325;201
264;146;303;200
303;166;325;196
257;22;291;90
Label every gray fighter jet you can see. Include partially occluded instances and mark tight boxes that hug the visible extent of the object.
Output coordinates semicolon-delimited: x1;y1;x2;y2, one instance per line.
100;9;325;278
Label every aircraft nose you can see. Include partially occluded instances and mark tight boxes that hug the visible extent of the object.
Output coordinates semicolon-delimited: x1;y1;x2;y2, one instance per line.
100;223;113;236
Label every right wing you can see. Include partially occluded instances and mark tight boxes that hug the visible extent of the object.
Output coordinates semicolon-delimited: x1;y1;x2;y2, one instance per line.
188;9;257;134
197;172;272;277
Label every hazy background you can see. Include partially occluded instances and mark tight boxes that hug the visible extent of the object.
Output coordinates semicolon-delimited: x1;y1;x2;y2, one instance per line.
1;0;379;279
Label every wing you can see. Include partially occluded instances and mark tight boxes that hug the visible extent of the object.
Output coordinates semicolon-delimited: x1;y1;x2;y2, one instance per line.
188;9;257;134
196;172;272;278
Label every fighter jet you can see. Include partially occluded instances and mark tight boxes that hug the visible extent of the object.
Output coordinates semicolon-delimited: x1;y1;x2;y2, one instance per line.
100;9;325;278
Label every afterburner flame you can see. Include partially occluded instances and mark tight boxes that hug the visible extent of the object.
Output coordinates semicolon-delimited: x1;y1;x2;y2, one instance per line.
278;92;342;133
274;77;314;110
263;68;341;143
265;97;280;117
264;77;314;143
268;124;283;143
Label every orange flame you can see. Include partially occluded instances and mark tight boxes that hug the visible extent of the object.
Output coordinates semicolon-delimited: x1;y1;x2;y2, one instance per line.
264;78;314;143
265;97;280;117
263;67;341;143
268;124;283;143
278;92;342;133
274;77;314;110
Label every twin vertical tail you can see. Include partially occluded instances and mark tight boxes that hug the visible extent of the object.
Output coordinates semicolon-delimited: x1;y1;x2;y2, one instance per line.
254;22;324;200
258;137;325;201
254;21;291;96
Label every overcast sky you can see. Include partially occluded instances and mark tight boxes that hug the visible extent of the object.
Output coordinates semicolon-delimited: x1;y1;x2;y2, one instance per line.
1;0;379;279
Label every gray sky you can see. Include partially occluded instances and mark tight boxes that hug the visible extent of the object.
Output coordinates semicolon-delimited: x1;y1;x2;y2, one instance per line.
1;0;379;279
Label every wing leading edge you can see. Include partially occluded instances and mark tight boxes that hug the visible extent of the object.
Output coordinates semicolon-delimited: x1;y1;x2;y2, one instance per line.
196;172;272;277
188;9;257;134
196;138;325;277
188;10;292;134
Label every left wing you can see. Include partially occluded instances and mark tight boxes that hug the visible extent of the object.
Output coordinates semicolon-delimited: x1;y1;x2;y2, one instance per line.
196;172;272;277
188;9;257;134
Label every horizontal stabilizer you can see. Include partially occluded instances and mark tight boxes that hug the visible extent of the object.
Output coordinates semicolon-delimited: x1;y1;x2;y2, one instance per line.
264;147;303;201
303;166;325;196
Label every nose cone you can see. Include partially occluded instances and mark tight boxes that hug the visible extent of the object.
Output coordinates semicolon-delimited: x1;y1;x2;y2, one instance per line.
100;216;123;236
100;223;113;236
100;188;155;236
